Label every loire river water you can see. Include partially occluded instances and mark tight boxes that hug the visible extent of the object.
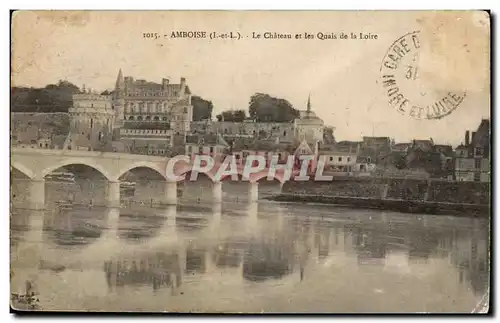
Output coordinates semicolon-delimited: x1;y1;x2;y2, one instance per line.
10;178;489;313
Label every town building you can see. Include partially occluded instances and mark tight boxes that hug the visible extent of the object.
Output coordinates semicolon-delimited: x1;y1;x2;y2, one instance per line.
185;133;230;162
455;119;490;182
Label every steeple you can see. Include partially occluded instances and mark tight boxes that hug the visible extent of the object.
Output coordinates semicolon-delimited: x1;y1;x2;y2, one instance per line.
115;68;125;90
307;94;311;113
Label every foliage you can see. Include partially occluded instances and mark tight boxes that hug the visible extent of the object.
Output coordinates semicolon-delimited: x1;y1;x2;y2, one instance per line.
191;96;214;121
248;93;299;123
216;109;246;122
11;80;81;112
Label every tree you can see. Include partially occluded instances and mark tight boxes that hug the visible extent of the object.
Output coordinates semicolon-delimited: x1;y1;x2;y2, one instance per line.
248;93;299;122
11;80;81;112
191;95;214;121
216;109;246;122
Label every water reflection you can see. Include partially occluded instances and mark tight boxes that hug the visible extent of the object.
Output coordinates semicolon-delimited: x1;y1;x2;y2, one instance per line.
10;193;489;312
104;251;181;292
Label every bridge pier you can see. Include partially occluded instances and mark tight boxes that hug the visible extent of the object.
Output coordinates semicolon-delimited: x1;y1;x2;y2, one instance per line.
103;207;120;240
212;181;222;203
163;181;178;205
246;202;259;235
107;181;121;208
248;182;259;203
29;179;45;210
209;203;222;235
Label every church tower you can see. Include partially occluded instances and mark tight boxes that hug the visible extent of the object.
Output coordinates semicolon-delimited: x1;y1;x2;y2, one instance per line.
113;68;125;128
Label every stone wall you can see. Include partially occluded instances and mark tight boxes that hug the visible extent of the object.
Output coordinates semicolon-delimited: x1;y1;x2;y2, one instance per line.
281;177;490;206
282;178;386;199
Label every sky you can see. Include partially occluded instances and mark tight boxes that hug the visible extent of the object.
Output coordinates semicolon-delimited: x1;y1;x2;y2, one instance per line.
11;11;490;146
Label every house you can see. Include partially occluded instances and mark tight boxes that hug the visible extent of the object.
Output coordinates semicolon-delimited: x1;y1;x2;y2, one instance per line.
228;137;294;166
318;146;357;174
334;141;361;153
391;142;412;153
411;139;434;152
362;136;391;151
185;133;230;162
353;156;376;174
455;119;490;182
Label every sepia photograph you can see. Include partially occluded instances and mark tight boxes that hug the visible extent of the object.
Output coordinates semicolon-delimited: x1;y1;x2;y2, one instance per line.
10;10;491;313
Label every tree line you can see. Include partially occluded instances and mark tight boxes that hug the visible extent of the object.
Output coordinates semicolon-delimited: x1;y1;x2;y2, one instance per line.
11;82;300;123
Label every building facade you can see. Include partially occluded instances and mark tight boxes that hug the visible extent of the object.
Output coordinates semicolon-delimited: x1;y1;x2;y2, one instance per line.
454;119;490;182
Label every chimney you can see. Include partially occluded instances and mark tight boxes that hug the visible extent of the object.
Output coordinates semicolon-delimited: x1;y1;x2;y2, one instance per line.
180;77;186;95
471;132;476;145
465;131;470;146
162;78;169;89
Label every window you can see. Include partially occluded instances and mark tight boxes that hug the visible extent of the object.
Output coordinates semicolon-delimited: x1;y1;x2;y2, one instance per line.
224;129;228;134
367;157;371;163
129;116;134;120
163;117;168;121
154;116;160;121
90;119;93;129
184;107;188;113
475;147;483;156
283;130;287;136
329;156;334;162
338;157;342;162
187;146;191;153
137;116;143;121
236;154;241;160
475;158;481;169
145;116;151;121
347;157;351;162
474;172;481;182
210;147;214;154
45;143;48;148
39;143;43;148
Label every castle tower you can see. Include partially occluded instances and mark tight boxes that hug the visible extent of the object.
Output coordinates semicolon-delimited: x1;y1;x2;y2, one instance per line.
112;68;125;129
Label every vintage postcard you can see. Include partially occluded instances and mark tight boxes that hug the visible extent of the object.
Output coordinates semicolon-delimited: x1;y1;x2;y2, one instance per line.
10;10;490;313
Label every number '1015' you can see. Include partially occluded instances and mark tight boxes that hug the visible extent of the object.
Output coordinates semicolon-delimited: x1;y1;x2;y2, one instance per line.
143;33;159;39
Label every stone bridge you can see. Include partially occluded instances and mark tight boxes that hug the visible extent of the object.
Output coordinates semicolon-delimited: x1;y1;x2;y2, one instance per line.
11;148;289;209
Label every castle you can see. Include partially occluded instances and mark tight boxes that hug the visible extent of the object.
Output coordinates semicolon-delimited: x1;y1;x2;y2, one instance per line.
68;69;193;151
67;69;325;154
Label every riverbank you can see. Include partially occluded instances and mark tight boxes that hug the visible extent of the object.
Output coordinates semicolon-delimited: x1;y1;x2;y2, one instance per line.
273;177;490;217
265;194;489;217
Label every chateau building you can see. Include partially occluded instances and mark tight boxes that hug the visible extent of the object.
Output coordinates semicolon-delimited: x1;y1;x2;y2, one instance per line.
115;69;193;134
68;69;194;151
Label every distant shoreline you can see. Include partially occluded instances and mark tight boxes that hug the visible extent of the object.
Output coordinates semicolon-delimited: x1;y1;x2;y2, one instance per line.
265;194;490;218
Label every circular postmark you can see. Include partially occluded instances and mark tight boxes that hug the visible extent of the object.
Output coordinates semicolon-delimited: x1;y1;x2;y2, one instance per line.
380;31;467;120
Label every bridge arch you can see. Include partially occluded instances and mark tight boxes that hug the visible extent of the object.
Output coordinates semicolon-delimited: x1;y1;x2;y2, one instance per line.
250;172;285;184
39;158;114;181
116;161;167;181
181;169;216;182
11;161;35;179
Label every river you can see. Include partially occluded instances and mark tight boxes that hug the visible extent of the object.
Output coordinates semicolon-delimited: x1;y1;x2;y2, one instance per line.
10;178;490;313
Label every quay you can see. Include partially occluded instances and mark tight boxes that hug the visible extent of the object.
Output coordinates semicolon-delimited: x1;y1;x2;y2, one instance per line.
266;194;489;217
